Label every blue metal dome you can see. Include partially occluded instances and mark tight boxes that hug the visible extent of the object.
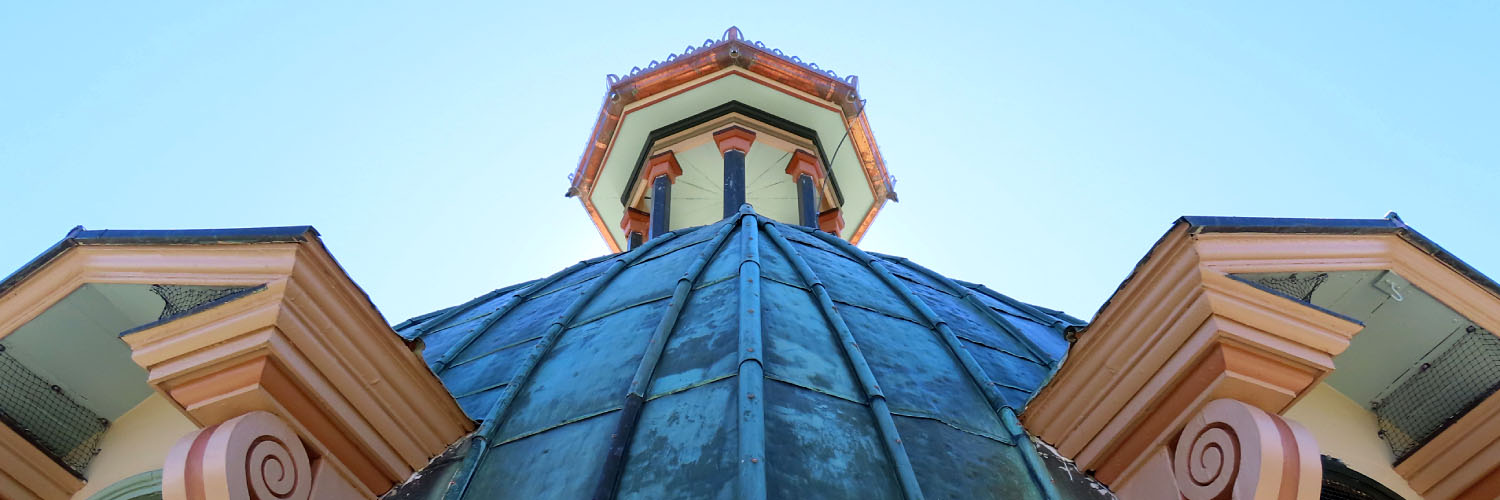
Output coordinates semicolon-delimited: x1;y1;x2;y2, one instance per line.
390;207;1089;499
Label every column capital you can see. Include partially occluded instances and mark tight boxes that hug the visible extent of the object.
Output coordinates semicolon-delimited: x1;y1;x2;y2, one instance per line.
818;208;845;235
643;151;683;183
784;149;823;182
712;126;756;155
620;208;650;235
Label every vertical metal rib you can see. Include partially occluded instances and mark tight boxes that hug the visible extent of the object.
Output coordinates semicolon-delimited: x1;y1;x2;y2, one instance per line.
871;254;1055;367
806;228;1062;498
803;228;1011;414
1002;407;1062;500
431;258;601;373
761;223;925;500
735;210;767;500
593;218;739;500
443;230;685;500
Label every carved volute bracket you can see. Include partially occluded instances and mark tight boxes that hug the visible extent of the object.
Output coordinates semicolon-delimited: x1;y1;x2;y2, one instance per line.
163;411;360;500
1148;398;1321;500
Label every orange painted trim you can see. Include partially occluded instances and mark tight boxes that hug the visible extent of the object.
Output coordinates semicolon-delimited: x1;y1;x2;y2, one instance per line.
620;208;650;236
642;151;684;183
0;415;82;500
784;149;822;182
818;208;845;235
712;125;756;155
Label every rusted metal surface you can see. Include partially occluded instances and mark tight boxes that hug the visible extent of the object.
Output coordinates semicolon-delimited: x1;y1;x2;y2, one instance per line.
388;209;1098;499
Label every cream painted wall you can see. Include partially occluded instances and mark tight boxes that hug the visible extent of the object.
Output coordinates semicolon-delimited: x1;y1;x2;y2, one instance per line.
1284;382;1423;499
72;393;196;499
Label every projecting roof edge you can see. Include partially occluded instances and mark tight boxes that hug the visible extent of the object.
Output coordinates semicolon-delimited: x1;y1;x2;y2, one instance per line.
1080;213;1500;338
0;225;317;301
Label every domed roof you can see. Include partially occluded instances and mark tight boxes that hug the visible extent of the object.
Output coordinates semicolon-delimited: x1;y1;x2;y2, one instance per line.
391;207;1086;499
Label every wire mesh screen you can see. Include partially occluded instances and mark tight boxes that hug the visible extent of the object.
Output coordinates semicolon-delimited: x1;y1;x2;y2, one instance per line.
0;345;108;478
150;284;251;320
1374;325;1500;462
1251;272;1329;302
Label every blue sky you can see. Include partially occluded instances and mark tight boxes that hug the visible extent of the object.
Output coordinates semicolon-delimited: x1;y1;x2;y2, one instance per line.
2;2;1496;324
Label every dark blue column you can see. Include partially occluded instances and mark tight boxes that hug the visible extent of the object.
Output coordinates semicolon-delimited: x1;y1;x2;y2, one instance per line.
796;174;817;228
650;174;671;238
627;231;644;250
723;150;746;218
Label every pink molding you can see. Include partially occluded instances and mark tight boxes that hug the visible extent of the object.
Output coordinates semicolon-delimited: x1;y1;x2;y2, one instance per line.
163;410;360;500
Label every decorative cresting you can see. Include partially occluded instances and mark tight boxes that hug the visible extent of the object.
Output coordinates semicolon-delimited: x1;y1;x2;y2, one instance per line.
163;411;360;500
1161;399;1320;500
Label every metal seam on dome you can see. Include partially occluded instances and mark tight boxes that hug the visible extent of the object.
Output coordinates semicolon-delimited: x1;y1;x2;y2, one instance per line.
442;231;684;500
594;217;739;500
734;211;768;500
802;228;1014;414
430;259;598;374
762;222;925;500
875;255;1056;368
954;278;1076;332
1002;408;1063;500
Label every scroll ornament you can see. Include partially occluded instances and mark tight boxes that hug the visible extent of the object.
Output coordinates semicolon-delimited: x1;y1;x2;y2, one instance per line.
162;411;313;500
1172;399;1322;500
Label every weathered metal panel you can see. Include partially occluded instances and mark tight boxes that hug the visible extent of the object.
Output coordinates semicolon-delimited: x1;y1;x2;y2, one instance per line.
905;279;1045;363
618;379;737;500
755;228;802;286
762;380;903;500
892;415;1043;500
787;243;920;322
833;304;1008;440
440;340;537;412
960;340;1050;408
447;279;596;365
647;279;738;397
576;244;706;322
759;280;860;401
495;300;670;442
466;411;621;499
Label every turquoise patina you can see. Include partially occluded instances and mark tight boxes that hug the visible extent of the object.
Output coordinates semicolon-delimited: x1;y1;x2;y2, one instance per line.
388;207;1096;499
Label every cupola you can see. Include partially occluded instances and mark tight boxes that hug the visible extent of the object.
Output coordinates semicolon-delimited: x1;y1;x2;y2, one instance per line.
567;27;896;251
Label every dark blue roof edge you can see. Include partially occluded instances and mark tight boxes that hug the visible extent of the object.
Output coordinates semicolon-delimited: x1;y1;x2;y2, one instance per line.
0;226;317;301
1081;214;1500;339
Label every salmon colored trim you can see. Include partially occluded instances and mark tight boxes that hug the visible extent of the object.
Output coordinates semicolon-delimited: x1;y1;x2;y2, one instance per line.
620;208;650;236
784;149;822;182
1114;399;1321;499
0;239;474;499
0;414;82;500
818;208;845;235
162;410;360;500
712;125;756;155
642;151;684;183
1026;223;1500;499
1024;224;1361;491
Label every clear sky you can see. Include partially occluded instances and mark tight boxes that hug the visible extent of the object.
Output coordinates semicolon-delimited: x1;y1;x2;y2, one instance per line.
2;2;1496;324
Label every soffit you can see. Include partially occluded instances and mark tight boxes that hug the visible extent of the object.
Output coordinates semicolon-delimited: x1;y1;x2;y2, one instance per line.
586;70;872;247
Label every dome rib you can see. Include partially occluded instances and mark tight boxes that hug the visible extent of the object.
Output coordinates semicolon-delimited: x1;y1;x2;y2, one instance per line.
761;222;927;500
446;230;687;500
870;254;1056;369
594;218;739;499
733;211;769;499
430;259;596;373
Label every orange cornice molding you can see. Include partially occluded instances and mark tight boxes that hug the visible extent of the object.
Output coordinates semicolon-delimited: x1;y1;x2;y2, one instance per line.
784;149;822;182
1026;222;1500;499
712;125;756;155
0;236;473;499
642;151;684;184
